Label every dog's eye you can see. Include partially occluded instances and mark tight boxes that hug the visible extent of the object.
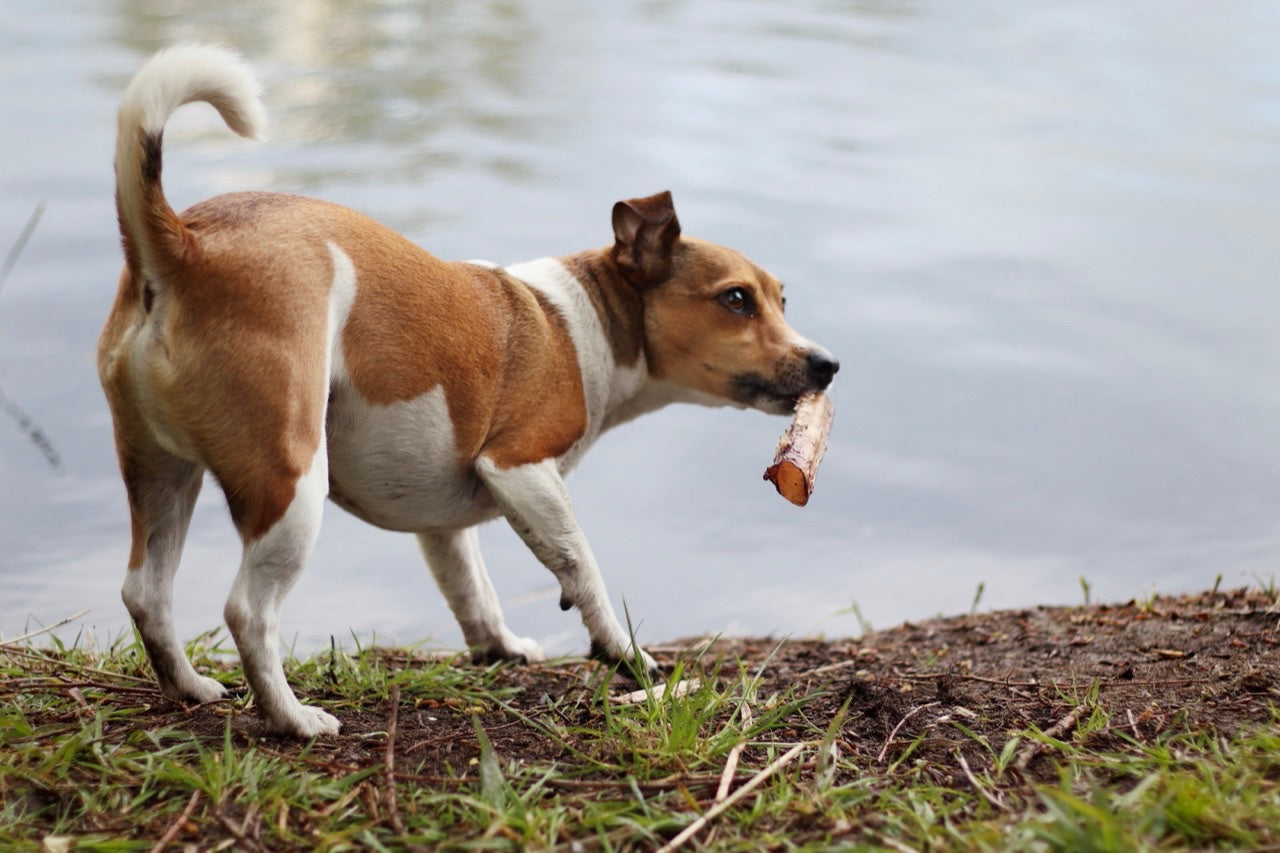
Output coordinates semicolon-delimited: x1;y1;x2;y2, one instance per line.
718;287;755;317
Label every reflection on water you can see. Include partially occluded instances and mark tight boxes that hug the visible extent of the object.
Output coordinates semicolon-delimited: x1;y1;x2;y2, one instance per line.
2;0;1279;654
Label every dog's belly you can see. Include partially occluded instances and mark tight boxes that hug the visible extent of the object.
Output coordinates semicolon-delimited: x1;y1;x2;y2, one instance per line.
324;385;500;532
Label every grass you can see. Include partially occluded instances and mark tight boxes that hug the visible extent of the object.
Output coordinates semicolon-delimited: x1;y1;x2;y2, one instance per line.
1;627;1278;851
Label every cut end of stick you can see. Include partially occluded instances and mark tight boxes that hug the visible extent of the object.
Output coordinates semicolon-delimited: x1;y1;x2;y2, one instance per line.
763;460;811;506
763;392;834;507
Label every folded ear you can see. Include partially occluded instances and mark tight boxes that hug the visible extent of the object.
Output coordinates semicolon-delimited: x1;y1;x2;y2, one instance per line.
611;190;682;287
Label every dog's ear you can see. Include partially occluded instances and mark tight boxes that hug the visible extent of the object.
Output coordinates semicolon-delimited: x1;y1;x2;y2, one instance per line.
611;190;681;287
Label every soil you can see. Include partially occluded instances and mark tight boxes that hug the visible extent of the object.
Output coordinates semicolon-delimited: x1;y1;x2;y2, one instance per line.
186;586;1279;784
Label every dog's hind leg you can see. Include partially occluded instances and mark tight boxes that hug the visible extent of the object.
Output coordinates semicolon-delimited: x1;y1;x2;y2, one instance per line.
118;449;224;705
221;448;340;738
418;527;546;663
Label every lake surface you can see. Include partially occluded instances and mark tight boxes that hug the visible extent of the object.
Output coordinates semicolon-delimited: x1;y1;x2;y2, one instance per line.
3;0;1279;655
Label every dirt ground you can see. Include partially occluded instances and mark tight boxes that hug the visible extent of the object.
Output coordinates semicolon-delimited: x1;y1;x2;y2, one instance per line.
217;586;1280;784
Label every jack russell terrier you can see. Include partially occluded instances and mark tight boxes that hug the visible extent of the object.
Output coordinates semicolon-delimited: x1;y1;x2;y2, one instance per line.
99;45;838;737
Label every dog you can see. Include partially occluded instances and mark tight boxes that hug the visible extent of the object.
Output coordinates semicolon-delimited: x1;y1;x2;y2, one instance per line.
99;45;838;737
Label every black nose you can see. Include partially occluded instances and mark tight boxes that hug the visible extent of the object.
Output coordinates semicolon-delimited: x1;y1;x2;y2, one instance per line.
807;350;839;388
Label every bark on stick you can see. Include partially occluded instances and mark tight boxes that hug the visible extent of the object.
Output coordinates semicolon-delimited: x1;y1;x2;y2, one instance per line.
763;392;834;506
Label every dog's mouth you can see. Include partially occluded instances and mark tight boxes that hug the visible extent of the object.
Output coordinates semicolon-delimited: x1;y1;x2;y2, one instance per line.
729;373;807;415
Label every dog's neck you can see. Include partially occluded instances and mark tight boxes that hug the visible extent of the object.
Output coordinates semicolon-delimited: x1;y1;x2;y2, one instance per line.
499;248;714;446
559;248;732;432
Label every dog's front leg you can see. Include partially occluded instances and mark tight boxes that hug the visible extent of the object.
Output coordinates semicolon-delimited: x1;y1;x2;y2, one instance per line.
475;456;657;673
417;527;547;664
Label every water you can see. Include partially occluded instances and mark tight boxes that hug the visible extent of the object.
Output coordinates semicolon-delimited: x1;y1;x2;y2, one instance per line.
2;0;1279;654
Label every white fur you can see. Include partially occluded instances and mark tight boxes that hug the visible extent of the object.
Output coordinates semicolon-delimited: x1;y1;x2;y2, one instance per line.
326;385;503;531
224;445;339;737
418;528;545;662
120;460;217;703
505;259;646;434
474;456;655;670
325;242;358;384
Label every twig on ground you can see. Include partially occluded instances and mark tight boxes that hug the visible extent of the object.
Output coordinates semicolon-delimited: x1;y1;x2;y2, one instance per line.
610;678;701;705
877;702;940;764
957;752;1004;809
657;742;809;853
715;702;753;803
384;684;405;835
149;790;201;853
0;644;154;685
802;659;861;679
897;670;1221;690
1014;703;1088;771
214;807;262;853
0;609;89;648
544;774;726;793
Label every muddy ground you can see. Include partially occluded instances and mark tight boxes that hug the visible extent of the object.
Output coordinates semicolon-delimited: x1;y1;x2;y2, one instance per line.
215;586;1280;785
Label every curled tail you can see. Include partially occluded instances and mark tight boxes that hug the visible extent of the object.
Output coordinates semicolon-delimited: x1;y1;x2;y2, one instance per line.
114;44;266;277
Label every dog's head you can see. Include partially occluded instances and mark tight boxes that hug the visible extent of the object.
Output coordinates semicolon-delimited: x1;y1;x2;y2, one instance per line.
612;191;838;414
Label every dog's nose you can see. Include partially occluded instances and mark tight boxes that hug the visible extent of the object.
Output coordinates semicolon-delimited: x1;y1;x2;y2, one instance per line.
807;349;839;389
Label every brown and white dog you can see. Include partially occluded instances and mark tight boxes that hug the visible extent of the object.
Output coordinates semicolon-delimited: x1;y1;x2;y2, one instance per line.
99;45;838;737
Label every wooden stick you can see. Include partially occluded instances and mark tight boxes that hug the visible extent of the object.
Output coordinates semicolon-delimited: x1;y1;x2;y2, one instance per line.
610;678;700;706
149;789;201;853
763;392;834;506
657;742;809;852
715;703;753;803
0;608;90;648
876;702;939;764
1014;703;1087;771
384;685;405;835
957;753;1004;809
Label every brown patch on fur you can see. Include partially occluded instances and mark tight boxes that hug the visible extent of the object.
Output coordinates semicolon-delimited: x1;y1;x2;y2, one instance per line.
337;220;588;469
101;193;336;542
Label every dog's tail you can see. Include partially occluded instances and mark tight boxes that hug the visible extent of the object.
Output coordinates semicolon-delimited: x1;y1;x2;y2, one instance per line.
114;44;265;278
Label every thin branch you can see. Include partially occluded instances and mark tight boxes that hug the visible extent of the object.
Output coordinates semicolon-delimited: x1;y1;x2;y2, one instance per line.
149;790;201;853
877;702;940;764
895;670;1221;690
214;807;263;853
957;752;1004;809
0;201;45;296
0;609;90;647
383;684;405;835
657;742;809;853
715;702;753;803
1014;703;1088;771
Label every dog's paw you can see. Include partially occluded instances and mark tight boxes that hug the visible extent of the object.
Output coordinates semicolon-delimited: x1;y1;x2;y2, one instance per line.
473;633;547;665
163;674;229;706
590;640;660;679
264;704;342;739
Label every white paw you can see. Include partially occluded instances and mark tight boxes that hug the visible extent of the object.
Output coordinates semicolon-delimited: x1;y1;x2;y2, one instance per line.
163;674;228;706
476;633;546;664
637;647;659;674
265;704;342;738
506;634;547;663
591;639;659;675
190;675;230;703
